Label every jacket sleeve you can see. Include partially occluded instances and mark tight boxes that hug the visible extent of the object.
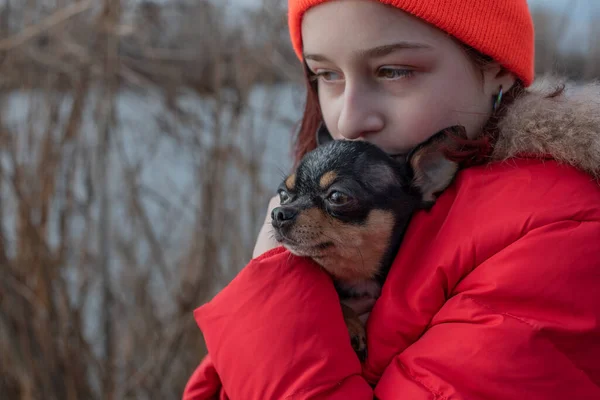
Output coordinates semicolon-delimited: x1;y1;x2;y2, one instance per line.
366;220;600;400
182;355;227;400
193;247;373;400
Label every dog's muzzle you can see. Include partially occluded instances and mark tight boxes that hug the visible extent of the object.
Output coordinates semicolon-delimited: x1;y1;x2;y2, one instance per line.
271;206;298;232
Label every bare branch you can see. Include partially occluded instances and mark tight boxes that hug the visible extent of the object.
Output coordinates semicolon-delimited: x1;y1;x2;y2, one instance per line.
0;0;94;51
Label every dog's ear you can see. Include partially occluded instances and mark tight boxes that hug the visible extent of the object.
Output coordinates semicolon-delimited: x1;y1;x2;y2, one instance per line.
408;126;466;205
316;123;334;146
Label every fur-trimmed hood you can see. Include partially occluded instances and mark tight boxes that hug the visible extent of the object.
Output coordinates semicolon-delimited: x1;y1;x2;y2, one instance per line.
492;78;600;178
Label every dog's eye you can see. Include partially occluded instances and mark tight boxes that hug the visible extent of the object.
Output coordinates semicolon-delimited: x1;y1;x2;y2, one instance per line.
279;190;291;204
328;191;350;205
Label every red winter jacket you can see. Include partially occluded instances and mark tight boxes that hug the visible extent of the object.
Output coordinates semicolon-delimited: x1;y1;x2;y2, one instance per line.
183;84;600;399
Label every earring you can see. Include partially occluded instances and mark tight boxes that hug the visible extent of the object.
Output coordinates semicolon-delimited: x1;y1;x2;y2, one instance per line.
315;123;333;146
493;85;504;112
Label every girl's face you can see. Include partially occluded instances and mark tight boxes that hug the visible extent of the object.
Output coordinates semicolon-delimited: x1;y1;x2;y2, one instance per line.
302;0;516;155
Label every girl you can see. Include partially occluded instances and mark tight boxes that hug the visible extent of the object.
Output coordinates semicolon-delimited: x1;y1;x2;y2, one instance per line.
184;1;600;399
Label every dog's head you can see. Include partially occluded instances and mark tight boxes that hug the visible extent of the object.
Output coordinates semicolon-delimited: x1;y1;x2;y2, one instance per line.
271;126;464;281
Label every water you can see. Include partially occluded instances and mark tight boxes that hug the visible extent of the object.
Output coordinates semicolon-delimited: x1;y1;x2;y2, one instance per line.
0;82;305;374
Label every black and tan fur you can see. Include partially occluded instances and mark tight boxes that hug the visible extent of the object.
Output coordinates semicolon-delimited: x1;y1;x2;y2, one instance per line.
269;78;600;360
271;127;464;360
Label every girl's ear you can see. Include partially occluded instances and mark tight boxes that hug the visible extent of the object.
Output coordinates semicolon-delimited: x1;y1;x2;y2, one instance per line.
483;63;517;99
408;126;465;205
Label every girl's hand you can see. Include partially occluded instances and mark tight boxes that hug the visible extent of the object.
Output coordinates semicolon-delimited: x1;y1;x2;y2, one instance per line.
252;195;281;258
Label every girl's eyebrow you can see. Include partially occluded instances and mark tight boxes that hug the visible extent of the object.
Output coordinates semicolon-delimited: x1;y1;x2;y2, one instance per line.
304;41;433;62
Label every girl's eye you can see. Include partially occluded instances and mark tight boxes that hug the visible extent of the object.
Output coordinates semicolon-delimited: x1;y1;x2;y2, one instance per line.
377;67;414;80
313;70;343;83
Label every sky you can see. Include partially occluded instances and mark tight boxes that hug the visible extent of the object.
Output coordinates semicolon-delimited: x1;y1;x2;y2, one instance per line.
529;0;597;51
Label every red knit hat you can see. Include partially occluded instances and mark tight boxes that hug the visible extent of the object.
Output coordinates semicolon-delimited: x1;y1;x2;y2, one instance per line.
288;0;535;87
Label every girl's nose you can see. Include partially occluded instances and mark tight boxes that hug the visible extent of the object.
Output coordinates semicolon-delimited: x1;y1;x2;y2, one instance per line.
337;84;384;140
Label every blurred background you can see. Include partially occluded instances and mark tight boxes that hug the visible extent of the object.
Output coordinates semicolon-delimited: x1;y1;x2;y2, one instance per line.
0;0;598;398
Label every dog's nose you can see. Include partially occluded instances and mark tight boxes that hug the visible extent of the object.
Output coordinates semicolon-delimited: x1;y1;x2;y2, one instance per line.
271;206;298;225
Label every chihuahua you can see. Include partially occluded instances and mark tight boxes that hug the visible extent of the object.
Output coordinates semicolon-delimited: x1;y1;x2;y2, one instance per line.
271;127;464;360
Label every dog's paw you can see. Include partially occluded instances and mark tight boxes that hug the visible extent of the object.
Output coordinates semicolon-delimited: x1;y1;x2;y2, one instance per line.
341;303;367;361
